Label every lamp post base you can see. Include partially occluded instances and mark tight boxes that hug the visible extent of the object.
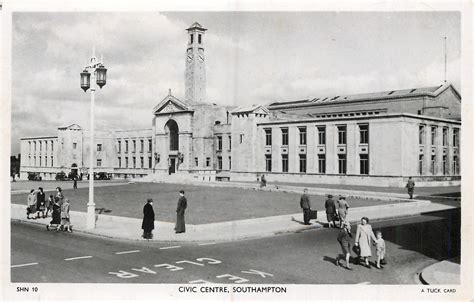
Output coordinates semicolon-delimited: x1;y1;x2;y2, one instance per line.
86;204;96;229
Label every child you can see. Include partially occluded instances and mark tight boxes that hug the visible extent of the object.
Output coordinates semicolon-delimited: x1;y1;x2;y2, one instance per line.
374;230;386;269
336;220;353;270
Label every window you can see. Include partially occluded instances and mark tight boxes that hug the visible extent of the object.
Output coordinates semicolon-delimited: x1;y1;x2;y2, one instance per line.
453;128;459;147
281;128;289;146
419;125;425;145
282;154;289;172
28;156;31;166
39;156;42;167
206;157;211;167
118;157;121;168
240;134;244;144
338;154;347;174
218;156;223;170
229;156;232;170
228;136;232;150
39;141;42;152
265;129;272;146
133;157;136;168
442;155;447;175
140;140;144;153
359;124;369;144
418;154;424;175
44;156;47;166
34;156;36;166
198;34;202;44
73;143;77;149
140;157;144;168
430;155;436;174
125;157;129;168
133;140;136;153
317;126;326;145
148;157;152;168
360;154;369;175
125;140;129;153
453;155;459;174
298;127;307;145
44;141;48;152
430;126;437;145
97;144;102;151
338;125;347;145
51;141;54;151
148;139;152;152
299;154;307;173
217;136;223;151
195;157;199;167
265;154;272;172
318;154;326;173
97;159;102;167
51;156;53;167
190;33;194;44
442;128;448;146
118;141;121;153
28;142;31;153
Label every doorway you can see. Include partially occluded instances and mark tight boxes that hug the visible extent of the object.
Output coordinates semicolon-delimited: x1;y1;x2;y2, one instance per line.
169;158;176;174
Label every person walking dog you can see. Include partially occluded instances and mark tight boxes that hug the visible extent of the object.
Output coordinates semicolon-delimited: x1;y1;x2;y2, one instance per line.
142;198;155;239
175;190;187;234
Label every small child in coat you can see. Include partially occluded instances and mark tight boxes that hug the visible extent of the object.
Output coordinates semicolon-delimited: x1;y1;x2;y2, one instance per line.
374;230;386;269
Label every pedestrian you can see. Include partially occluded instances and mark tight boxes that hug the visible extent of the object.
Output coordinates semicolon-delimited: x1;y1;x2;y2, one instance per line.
45;194;54;218
300;188;311;225
55;187;64;203
373;230;386;269
73;176;78;190
336;220;353;270
337;196;350;224
47;197;62;230
325;194;337;228
36;187;46;219
354;217;377;268
142;198;155;239
175;190;187;234
406;177;415;199
260;174;267;188
26;189;37;219
60;198;72;232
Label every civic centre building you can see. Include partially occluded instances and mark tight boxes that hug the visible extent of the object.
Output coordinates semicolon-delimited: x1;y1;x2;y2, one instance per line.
20;22;461;187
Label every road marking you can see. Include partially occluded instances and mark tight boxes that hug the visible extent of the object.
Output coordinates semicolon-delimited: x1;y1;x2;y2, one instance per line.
11;262;38;268
159;246;181;250
116;250;141;255
357;281;371;285
198;242;216;246
65;256;93;261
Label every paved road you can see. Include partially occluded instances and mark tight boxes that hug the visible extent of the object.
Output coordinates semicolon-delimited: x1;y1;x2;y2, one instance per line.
11;209;460;284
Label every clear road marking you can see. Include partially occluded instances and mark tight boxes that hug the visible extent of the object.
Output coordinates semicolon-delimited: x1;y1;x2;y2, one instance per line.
11;262;38;268
65;256;93;261
159;246;181;250
198;242;216;246
115;250;141;255
357;281;371;285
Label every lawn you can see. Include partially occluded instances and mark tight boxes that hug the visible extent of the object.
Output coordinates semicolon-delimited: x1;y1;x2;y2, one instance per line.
11;183;397;224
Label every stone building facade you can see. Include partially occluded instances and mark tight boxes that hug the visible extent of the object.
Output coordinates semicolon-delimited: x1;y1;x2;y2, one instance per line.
19;22;461;186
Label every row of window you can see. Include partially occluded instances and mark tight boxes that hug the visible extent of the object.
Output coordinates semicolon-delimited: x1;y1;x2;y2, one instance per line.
418;154;460;175
28;140;54;153
264;153;369;175
216;135;232;151
264;124;369;146
118;156;153;169
194;156;232;170
117;139;152;154
419;125;460;147
28;156;54;167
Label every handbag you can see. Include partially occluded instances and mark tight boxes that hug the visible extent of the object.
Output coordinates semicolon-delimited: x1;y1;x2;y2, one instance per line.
352;244;361;256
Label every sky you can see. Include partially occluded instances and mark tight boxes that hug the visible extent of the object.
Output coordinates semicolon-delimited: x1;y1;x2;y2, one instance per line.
11;11;461;155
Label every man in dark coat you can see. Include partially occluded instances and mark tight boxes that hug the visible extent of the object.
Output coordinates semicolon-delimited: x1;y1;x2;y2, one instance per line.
406;177;415;199
36;187;46;219
175;190;187;233
325;194;337;228
73;176;78;190
300;188;311;225
142;198;155;239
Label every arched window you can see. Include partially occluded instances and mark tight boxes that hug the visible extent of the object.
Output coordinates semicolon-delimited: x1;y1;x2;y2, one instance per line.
165;120;179;151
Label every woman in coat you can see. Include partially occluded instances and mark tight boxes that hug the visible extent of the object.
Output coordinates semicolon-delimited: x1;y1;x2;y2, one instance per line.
60;198;72;232
337;196;350;223
26;189;37;219
175;190;187;234
354;216;377;268
47;197;61;230
142;198;155;239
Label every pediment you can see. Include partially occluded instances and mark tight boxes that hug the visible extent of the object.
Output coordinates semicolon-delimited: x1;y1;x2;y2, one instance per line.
153;95;191;115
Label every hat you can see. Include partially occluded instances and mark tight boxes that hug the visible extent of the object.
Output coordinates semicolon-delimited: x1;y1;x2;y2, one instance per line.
179;190;185;194
328;194;333;198
147;198;153;203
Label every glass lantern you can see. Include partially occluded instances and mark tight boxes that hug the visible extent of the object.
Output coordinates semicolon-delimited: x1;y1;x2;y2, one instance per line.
80;69;91;92
95;64;107;88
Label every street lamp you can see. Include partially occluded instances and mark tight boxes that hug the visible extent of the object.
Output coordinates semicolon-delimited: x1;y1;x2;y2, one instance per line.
80;49;107;229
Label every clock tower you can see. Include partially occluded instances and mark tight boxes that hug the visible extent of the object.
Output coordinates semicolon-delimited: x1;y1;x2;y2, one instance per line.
185;22;207;104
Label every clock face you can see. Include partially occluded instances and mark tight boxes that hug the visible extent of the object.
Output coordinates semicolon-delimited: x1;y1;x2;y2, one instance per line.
187;50;194;62
198;54;204;62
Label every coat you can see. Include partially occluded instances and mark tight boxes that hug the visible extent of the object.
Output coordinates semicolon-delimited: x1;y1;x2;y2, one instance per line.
176;196;187;216
337;199;350;219
175;196;187;233
37;191;46;208
325;198;336;214
141;202;155;231
27;192;36;207
300;194;311;209
61;201;70;219
355;224;376;257
406;179;415;190
51;203;61;224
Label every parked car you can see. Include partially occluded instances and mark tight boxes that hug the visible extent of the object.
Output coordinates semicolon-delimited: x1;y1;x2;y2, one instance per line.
27;172;42;181
95;172;111;180
55;171;68;181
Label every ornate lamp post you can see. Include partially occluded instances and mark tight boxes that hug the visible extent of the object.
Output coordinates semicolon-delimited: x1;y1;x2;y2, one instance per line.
80;48;107;229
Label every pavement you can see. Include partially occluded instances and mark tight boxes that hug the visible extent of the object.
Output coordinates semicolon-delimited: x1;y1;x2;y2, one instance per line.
419;260;461;285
